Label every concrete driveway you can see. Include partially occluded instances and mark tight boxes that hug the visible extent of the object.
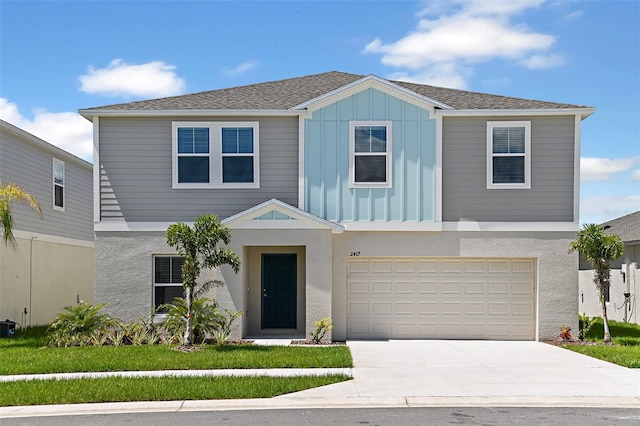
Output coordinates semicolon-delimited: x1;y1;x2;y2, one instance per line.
283;340;640;406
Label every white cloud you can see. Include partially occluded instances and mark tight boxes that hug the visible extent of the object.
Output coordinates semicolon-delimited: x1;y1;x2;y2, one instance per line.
631;169;640;181
389;63;470;89
79;59;185;98
580;194;640;225
0;98;93;162
224;61;256;76
580;157;640;181
564;10;584;21
518;53;565;69
364;0;560;88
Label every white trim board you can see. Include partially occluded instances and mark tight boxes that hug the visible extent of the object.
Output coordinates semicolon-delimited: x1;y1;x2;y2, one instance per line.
12;230;95;248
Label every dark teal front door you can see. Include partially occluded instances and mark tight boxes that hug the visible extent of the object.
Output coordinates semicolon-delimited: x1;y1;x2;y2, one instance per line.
261;254;297;329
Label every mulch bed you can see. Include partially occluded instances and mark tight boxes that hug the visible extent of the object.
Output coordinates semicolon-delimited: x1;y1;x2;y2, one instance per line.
545;338;614;347
290;340;347;346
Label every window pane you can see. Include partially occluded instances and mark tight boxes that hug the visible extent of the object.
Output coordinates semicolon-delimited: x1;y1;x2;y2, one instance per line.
493;156;525;184
54;185;64;208
178;128;209;154
171;257;184;283
178;157;209;183
492;128;509;154
155;257;170;283
222;157;254;183
508;127;525;154
154;286;184;310
222;128;254;154
354;127;371;152
54;162;64;185
355;155;386;183
369;127;387;152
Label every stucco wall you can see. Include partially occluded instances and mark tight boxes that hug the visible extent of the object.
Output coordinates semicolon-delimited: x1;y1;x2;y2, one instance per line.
0;235;94;326
331;231;578;341
579;264;638;324
95;228;333;340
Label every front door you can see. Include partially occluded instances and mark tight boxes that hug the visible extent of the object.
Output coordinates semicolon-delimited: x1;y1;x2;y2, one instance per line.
261;254;297;329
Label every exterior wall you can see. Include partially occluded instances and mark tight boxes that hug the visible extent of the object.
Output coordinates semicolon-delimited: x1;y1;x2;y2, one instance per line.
442;116;575;222
304;88;436;222
579;263;638;325
0;234;94;326
98;116;299;222
0;124;93;241
331;231;578;341
95;228;333;340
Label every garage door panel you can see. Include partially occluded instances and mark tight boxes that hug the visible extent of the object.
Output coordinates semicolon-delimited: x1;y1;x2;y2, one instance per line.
347;258;535;340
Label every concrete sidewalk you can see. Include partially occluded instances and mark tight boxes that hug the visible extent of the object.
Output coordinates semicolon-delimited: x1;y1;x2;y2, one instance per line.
1;340;639;418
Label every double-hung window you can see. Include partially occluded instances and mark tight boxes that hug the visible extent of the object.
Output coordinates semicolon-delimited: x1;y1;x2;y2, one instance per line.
172;122;259;188
53;158;65;211
349;121;392;188
487;121;531;189
153;256;184;312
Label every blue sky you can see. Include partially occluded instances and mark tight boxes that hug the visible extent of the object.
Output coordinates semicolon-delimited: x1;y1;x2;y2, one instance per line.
1;0;638;224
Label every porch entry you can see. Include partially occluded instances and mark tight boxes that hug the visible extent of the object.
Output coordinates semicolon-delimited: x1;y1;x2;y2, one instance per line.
261;254;297;329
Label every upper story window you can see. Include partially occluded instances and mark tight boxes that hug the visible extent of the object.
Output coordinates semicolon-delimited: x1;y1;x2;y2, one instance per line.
349;121;392;188
172;121;259;189
52;158;65;211
486;121;531;189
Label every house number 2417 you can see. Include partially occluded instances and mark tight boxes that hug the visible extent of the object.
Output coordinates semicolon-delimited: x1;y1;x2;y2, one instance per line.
350;251;361;256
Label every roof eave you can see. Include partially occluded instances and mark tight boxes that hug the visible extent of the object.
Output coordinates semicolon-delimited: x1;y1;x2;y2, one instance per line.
437;107;596;118
78;109;307;121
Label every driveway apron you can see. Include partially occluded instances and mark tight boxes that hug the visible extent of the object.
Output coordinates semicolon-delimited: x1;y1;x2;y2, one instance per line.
284;340;640;400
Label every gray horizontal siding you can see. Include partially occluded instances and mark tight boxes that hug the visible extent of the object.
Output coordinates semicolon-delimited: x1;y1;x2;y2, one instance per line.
0;128;93;241
99;116;299;222
442;116;576;222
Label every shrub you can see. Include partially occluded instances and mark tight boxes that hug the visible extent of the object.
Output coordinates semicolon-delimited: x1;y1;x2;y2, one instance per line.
578;313;597;340
46;303;121;347
211;309;243;345
161;297;222;345
559;325;573;341
309;318;334;344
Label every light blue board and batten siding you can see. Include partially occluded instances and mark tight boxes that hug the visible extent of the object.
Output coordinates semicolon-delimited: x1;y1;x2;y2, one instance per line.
304;88;436;222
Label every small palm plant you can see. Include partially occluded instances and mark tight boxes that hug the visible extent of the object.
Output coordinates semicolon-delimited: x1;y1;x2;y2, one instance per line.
0;180;41;248
46;302;121;347
161;296;223;345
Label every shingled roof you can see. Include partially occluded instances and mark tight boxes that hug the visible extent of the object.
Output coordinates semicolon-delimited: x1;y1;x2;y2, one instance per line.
602;211;640;243
80;71;591;112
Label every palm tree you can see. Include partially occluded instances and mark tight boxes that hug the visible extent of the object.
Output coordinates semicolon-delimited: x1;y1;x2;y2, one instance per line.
166;214;240;346
0;181;42;247
569;223;624;343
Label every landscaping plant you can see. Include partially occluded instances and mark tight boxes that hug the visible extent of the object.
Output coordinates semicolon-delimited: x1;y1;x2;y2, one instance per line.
309;318;334;344
161;296;223;345
0;180;41;247
211;309;243;345
46;302;121;347
568;224;624;343
166;214;240;346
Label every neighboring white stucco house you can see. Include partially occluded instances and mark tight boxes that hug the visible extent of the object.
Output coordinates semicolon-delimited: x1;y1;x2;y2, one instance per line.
579;211;639;324
0;120;94;327
80;72;595;341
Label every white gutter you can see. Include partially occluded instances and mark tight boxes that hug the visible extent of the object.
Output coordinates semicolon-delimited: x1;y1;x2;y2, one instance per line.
78;109;307;121
436;108;595;119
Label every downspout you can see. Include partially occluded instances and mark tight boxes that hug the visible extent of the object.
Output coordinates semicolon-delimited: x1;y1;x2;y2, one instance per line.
29;235;37;327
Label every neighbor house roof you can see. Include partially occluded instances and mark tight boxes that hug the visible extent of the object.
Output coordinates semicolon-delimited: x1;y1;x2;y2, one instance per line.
602;211;640;243
79;71;592;113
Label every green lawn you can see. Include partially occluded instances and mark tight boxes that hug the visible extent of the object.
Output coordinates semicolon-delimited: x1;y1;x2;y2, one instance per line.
0;375;350;406
563;319;640;368
1;326;352;375
0;326;352;406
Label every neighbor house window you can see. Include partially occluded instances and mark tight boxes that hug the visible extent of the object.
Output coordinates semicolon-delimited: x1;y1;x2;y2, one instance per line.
172;122;259;189
349;121;392;188
153;256;185;312
53;158;65;211
487;121;531;189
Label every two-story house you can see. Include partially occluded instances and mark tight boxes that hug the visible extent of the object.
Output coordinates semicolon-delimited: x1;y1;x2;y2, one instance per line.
80;72;593;341
0;119;94;326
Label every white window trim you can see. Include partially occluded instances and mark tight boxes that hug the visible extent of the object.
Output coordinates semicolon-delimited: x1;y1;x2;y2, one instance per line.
172;121;260;189
486;121;531;189
52;157;65;211
349;121;392;188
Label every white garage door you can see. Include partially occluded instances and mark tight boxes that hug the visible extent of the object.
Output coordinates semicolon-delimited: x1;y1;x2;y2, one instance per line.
347;258;536;340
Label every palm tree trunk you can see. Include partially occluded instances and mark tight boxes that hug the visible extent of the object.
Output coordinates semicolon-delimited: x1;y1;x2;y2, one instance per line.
183;286;192;346
601;287;612;343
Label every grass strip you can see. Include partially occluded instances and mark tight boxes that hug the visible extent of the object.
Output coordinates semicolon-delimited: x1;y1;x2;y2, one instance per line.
562;319;640;368
0;374;350;407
